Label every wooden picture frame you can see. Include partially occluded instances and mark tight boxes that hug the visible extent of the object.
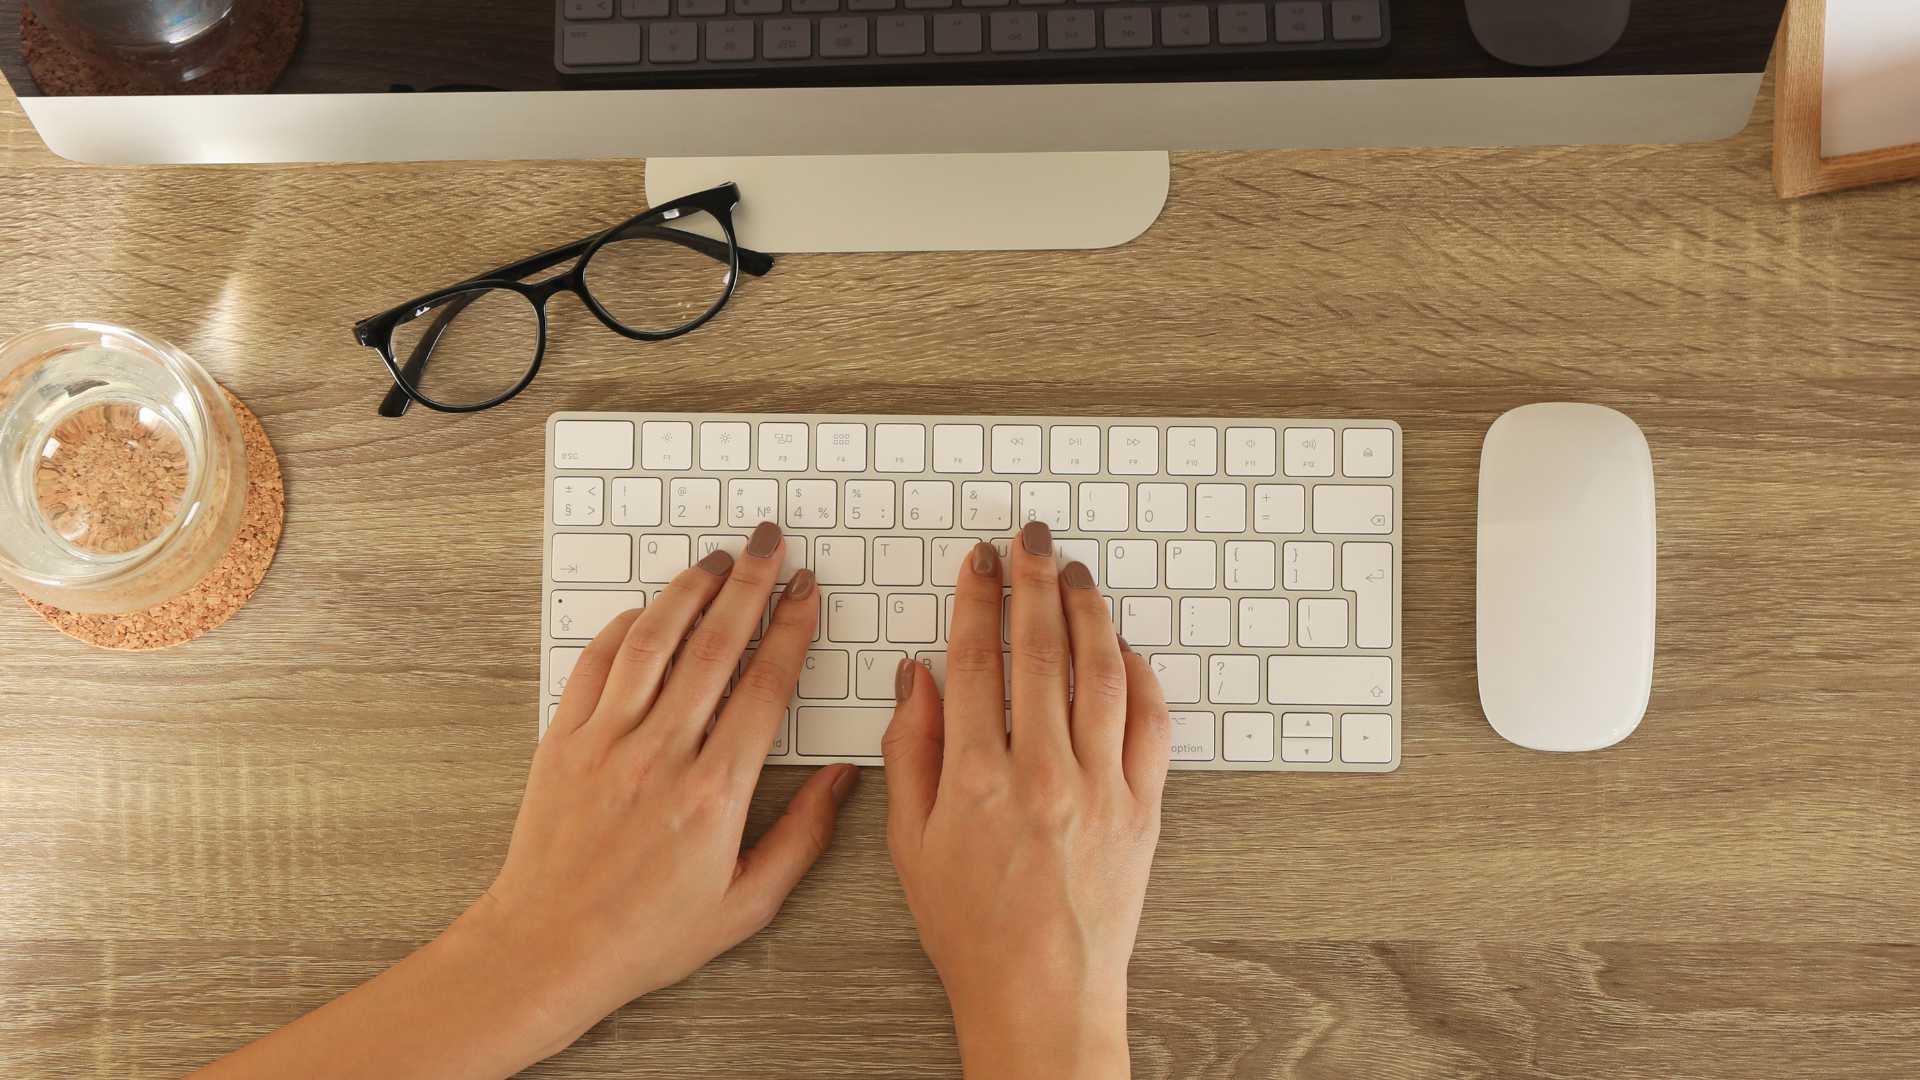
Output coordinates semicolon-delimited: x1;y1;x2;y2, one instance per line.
1774;0;1920;197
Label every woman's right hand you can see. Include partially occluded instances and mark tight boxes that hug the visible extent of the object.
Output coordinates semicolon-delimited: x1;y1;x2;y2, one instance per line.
882;522;1171;1079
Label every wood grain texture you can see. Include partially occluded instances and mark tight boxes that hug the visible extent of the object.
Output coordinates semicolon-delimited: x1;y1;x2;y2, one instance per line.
1773;0;1920;198
1;69;1918;1078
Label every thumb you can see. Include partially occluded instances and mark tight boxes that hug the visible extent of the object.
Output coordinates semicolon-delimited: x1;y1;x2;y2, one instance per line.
880;658;943;851
727;764;858;933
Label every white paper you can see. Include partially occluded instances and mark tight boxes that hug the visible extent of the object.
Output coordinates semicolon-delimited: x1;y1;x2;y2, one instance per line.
1822;0;1920;157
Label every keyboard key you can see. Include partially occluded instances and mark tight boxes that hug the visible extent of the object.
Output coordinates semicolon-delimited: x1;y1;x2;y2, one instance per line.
962;481;1014;531
1224;540;1276;590
1281;737;1334;763
1267;656;1392;706
1121;596;1173;647
763;18;812;57
1330;0;1382;41
1194;483;1246;533
989;10;1041;50
549;647;585;696
1169;711;1217;761
550;590;645;640
828;593;881;642
700;421;751;468
934;424;985;472
1284;427;1335;476
1224;712;1275;762
856;650;908;699
553;477;604;526
888;594;940;643
1181;597;1231;647
1225;427;1276;475
734;0;780;11
553;533;633;583
1273;0;1325;42
795;707;891;756
799;651;852;699
668;477;721;527
874;537;926;585
554;419;634;469
1054;539;1099;584
648;21;700;61
846;479;896;529
1254;484;1305;533
1103;6;1151;46
626;0;670;12
1050;425;1101;472
697;533;749;563
1217;1;1266;43
1046;8;1096;48
678;0;725;12
933;11;983;52
1238;597;1289;647
1341;713;1393;763
1282;541;1334;590
820;15;871;55
875;423;928;471
1166;426;1216;475
1160;5;1209;47
760;422;809;470
728;478;779;527
1107;539;1158;589
567;0;614;15
1343;541;1393;648
991;425;1044;473
1079;482;1128;531
794;0;838;9
1137;483;1187;532
1314;485;1393;534
611;477;663;526
1342;427;1395;477
814;536;867;585
1166;540;1217;590
562;21;643;64
638;534;691;582
964;0;1010;6
1151;653;1202;704
905;480;955;528
814;423;867;471
1019;482;1071;530
930;536;971;586
1109;426;1159;474
642;421;693;469
786;479;838;528
1298;597;1350;648
1282;711;1333;737
905;0;952;7
849;0;897;9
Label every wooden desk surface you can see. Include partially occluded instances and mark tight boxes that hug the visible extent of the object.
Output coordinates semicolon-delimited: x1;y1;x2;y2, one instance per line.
2;76;1917;1079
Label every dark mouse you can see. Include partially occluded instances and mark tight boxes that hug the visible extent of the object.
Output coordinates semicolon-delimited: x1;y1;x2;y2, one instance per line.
1466;0;1631;68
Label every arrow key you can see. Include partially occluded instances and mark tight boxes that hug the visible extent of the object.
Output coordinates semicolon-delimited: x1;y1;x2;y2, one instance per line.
1340;712;1393;764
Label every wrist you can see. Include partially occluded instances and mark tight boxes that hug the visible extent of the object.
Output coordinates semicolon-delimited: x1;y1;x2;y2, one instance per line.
439;892;615;1060
951;987;1131;1080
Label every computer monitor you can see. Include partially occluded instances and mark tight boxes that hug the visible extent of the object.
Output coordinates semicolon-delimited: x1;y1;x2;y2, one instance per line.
1;1;1788;250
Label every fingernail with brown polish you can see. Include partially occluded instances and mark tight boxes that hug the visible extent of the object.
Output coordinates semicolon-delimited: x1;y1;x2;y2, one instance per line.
1062;561;1096;590
831;765;859;801
698;549;734;576
895;657;917;704
747;520;782;559
970;542;1000;578
1020;519;1053;557
784;568;817;600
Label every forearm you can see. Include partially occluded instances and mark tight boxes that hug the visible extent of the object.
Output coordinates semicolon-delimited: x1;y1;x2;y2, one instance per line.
192;896;594;1080
952;991;1132;1080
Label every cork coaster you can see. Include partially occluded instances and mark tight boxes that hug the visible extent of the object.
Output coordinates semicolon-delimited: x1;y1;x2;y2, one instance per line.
19;389;285;651
22;0;303;97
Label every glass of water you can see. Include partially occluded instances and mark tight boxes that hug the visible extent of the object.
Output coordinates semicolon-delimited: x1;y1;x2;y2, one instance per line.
0;324;247;614
29;0;241;86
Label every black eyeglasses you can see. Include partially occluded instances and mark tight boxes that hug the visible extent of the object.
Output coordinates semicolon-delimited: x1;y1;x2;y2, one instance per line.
353;182;774;417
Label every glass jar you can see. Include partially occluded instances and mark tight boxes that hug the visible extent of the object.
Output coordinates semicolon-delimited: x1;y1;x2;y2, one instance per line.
28;0;242;88
0;323;247;614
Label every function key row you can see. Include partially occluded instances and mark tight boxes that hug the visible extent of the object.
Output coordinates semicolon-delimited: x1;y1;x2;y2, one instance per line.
553;419;1394;478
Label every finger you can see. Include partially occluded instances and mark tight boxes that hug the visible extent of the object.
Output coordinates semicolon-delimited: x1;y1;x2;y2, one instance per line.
546;608;645;739
632;521;787;754
1119;645;1173;803
942;541;1010;761
1008;521;1074;767
701;569;819;783
881;658;943;849
581;548;733;741
1060;562;1128;769
725;765;860;937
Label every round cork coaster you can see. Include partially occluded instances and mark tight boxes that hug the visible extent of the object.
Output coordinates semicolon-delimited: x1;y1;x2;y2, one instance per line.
21;0;303;97
18;388;285;651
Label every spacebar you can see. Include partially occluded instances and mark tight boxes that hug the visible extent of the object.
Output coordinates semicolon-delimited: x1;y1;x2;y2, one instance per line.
795;708;892;758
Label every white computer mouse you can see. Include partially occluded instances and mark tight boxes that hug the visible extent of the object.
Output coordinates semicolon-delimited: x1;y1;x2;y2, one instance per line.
1476;403;1656;752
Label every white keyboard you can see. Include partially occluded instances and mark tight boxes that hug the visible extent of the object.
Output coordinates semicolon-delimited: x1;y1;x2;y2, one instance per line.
540;412;1402;773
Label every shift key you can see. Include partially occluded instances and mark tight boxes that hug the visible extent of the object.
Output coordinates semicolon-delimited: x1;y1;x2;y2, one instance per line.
1267;656;1392;706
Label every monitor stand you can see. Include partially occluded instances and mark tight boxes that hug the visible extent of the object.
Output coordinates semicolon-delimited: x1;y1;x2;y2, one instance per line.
644;151;1170;254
